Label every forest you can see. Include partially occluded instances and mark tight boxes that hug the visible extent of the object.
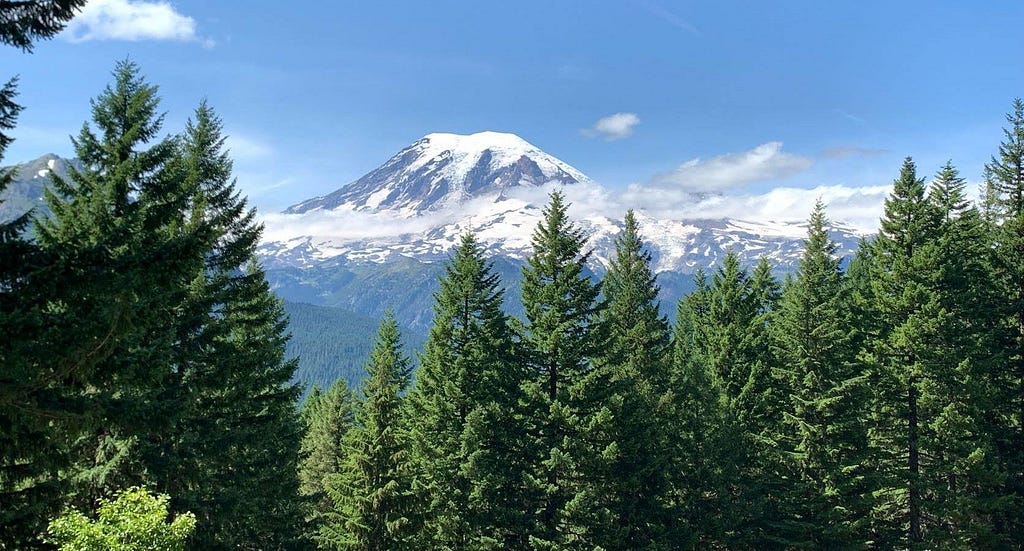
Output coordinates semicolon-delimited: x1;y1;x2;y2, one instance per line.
3;3;1024;551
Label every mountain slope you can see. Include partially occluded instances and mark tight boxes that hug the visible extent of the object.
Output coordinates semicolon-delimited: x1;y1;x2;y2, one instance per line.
285;131;586;216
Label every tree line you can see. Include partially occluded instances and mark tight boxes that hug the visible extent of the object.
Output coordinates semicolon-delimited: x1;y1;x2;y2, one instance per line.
299;139;1024;549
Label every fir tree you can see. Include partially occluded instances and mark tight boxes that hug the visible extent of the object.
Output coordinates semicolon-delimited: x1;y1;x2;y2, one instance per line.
408;233;529;548
774;200;870;547
863;157;934;547
518;190;605;548
33;60;207;508
154;103;305;550
321;312;418;550
917;162;1008;546
984;99;1024;544
669;274;735;547
299;379;357;533
584;209;676;548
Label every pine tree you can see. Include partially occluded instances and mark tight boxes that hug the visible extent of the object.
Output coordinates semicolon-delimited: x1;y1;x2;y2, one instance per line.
684;252;787;546
299;380;357;533
154;104;304;549
33;59;206;507
984;99;1024;544
918;162;1008;546
863;157;935;547
669;272;738;547
518;190;605;548
774;200;870;547
0;1;88;52
407;233;529;548
321;312;418;550
583;210;675;548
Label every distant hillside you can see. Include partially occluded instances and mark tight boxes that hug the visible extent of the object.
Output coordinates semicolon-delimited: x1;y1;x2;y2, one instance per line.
283;301;426;393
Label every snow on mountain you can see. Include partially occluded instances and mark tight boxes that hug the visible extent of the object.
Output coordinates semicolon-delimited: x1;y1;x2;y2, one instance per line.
261;131;867;275
285;131;587;216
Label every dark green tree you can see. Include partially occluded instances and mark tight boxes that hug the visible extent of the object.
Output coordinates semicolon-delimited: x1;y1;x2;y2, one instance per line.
582;209;676;548
669;272;736;547
30;59;205;518
299;380;356;533
774;200;870;547
518;190;605;548
984;99;1024;544
407;232;529;548
321;312;418;550
152;104;304;549
863;157;935;547
0;0;88;51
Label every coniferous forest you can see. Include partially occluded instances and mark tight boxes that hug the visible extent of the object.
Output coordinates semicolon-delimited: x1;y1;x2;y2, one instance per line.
4;4;1024;551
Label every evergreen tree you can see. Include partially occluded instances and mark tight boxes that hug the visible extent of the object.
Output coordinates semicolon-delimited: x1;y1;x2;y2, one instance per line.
299;380;357;533
682;252;787;546
863;157;934;547
321;312;418;550
33;59;206;509
669;272;743;547
152;103;305;550
408;233;529;548
584;210;676;548
0;1;88;51
984;99;1024;544
518;190;605;548
918;162;1008;546
774;200;870;547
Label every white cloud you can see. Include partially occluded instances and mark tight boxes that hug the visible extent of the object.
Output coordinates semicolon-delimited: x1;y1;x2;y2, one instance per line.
225;133;273;161
63;0;209;44
582;112;641;141
648;142;813;193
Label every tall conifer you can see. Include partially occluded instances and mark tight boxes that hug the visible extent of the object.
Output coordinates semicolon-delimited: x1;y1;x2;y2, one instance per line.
774;200;870;546
519;191;605;548
408;232;528;548
321;313;418;550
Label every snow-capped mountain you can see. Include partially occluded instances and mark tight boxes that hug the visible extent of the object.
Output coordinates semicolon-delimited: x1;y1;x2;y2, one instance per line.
285;131;586;216
262;131;865;276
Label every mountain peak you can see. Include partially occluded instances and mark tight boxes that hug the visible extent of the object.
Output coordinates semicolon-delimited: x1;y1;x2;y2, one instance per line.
285;131;587;216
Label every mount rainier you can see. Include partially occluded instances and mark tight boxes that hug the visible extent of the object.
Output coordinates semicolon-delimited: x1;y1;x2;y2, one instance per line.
260;131;865;280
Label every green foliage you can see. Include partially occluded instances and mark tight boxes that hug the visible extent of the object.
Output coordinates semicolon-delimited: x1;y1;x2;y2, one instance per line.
299;379;357;531
518;191;607;548
773;200;871;547
46;488;195;551
985;98;1024;545
0;1;88;52
582;209;677;547
408;233;529;548
321;312;419;550
285;301;426;391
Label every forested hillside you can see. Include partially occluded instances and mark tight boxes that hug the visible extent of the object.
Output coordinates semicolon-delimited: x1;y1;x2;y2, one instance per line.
284;301;426;391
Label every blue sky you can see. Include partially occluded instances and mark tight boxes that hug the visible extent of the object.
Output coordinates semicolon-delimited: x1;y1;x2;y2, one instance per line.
3;0;1023;226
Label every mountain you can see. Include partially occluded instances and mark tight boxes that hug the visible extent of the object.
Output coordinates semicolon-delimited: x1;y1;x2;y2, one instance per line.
285;131;586;216
260;131;867;336
0;153;75;222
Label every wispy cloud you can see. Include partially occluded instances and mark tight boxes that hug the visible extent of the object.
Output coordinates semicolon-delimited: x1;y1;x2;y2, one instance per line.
63;0;211;45
581;112;641;141
635;0;701;37
647;142;813;193
821;146;890;159
226;133;273;161
835;109;868;127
